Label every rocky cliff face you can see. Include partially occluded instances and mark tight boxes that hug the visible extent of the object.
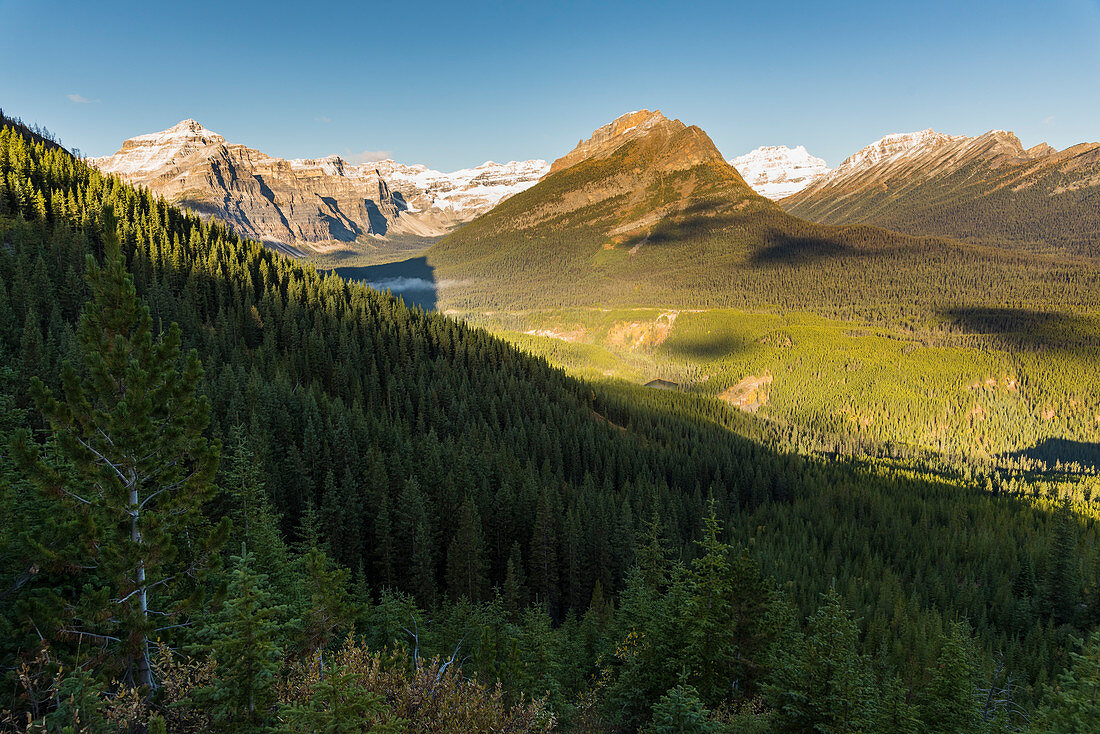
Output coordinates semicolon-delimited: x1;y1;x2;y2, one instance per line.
782;128;1100;254
88;120;548;253
729;145;831;199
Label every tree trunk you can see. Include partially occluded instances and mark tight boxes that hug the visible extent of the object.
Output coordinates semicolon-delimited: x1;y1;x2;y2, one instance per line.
131;482;153;690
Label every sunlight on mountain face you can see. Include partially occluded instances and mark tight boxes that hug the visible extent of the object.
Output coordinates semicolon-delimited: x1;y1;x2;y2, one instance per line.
3;1;1099;729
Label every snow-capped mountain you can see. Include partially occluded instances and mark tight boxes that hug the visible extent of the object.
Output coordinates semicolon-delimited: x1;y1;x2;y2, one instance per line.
369;158;551;214
88;120;548;251
826;129;969;177
728;145;830;200
782;128;1100;255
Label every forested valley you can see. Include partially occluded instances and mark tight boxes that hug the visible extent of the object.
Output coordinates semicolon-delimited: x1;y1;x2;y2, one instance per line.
3;118;1100;732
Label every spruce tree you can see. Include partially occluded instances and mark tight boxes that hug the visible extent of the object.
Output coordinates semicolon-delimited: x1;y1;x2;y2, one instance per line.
1039;630;1100;732
646;685;717;734
767;586;877;733
445;494;489;602
918;623;979;734
1045;499;1082;626
192;548;285;731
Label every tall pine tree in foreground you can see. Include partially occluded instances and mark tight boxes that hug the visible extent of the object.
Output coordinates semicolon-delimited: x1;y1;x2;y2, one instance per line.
15;209;224;690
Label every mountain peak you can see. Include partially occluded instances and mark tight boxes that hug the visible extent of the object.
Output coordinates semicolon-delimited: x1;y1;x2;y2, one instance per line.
730;145;831;200
88;121;549;248
834;129;968;173
549;109;680;174
168;118;208;133
132;118;225;144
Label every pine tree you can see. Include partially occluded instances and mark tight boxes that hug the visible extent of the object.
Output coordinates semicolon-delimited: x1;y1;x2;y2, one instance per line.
918;623;979;734
220;426;289;588
1045;499;1082;626
445;494;489;602
1039;630;1100;732
191;548;285;731
503;541;528;619
767;586;877;733
14;210;224;690
294;542;356;668
681;502;774;706
646;684;717;734
529;486;560;618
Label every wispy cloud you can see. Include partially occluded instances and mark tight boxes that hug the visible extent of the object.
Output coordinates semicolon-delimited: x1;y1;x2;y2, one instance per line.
67;93;99;104
315;115;332;123
1043;115;1056;124
345;148;393;163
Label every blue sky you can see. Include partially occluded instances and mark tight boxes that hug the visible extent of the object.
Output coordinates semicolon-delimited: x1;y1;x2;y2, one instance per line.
2;0;1098;170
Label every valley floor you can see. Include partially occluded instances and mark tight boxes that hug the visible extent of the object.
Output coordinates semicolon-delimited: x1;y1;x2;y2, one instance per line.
458;306;1100;472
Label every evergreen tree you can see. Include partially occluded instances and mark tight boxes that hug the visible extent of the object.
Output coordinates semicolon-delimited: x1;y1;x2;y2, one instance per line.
14;210;223;689
529;486;560;618
191;548;285;731
1039;630;1100;732
767;587;877;733
645;685;717;734
445;494;489;602
681;503;774;706
219;426;289;590
503;541;528;619
1045;499;1082;626
294;543;356;667
918;623;979;734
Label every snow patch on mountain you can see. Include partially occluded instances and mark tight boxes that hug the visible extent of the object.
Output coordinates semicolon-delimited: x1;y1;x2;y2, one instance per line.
89;119;226;177
831;129;969;175
89;120;549;224
729;145;831;199
370;159;550;213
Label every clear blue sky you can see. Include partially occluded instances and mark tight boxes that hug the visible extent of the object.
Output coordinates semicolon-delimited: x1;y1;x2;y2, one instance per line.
2;0;1098;170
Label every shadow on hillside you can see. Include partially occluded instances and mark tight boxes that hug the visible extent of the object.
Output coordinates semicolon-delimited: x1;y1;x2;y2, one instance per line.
1004;438;1100;473
747;226;874;267
938;307;1100;355
662;332;750;362
336;257;438;311
619;199;747;248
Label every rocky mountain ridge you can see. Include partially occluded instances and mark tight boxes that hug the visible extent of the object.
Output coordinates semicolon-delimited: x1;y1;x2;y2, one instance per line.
88;120;548;253
729;145;831;199
782;128;1100;254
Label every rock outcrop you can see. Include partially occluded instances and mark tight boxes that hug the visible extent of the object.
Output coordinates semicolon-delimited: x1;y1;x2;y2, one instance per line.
88;120;548;252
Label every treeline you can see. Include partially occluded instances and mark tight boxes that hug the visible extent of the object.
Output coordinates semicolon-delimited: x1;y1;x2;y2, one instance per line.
2;120;1100;730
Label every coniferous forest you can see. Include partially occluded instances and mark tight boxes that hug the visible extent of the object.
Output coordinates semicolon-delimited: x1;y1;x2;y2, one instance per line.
3;115;1100;733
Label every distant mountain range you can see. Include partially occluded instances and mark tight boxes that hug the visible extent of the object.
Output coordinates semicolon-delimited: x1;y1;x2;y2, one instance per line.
782;129;1100;255
421;109;1094;319
88;120;548;254
88;117;1100;261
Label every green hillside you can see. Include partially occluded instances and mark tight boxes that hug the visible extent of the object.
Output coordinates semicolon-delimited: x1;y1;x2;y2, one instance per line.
423;116;1100;467
426;127;1100;320
3;118;1100;731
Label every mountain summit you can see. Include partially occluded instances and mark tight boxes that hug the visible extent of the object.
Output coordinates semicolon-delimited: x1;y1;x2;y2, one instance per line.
730;145;831;199
88;121;548;253
427;109;765;268
424;110;928;309
783;128;1100;254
